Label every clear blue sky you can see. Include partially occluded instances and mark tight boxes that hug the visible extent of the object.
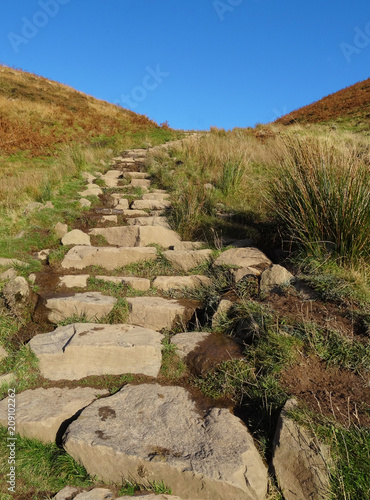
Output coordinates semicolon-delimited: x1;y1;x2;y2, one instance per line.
1;0;369;130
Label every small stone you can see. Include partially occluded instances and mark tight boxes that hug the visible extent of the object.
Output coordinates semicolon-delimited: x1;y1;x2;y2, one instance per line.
231;267;260;283
36;249;51;262
79;198;92;208
62;230;91;246
260;265;294;292
28;273;36;284
81;172;96;182
171;331;212;359
54;222;68;239
3;276;34;316
24;201;43;214
212;300;233;328
42;201;54;210
79;186;103;197
204;183;215;190
53;486;80;500
0;268;17;280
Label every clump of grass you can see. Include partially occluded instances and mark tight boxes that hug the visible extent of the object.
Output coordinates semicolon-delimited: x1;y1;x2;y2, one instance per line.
218;160;244;196
160;339;187;380
268;135;370;263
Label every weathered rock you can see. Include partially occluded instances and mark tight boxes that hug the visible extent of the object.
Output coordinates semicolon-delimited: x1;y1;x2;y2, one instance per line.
54;222;68;239
74;489;114;500
142;193;170;201
0;258;27;267
63;384;267;500
130;178;151;188
96;275;151;291
89;226;180;249
24;201;44;213
153;275;211;292
212;299;233;328
61;246;157;271
171;331;212;359
118;496;186;500
81;172;96;183
44;292;117;323
59;275;89;289
214;247;271;275
36;249;51;262
0;345;8;361
79;198;92;208
3;276;35;316
170;241;204;251
260;264;294;292
0;373;16;386
29;323;163;380
163;249;213;272
272;399;331;500
109;195;129;209
127;297;198;331
28;273;36;284
126;216;170;229
123;172;150;179
231;267;259;283
101;215;118;223
132;199;171;211
121;209;149;217
0;268;17;280
53;486;80;499
79;184;103;197
62;230;91;247
0;387;107;443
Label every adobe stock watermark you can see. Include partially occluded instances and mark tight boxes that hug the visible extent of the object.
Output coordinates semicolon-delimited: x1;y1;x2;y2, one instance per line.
213;0;244;21
117;65;169;110
340;21;370;63
6;388;16;493
8;0;72;54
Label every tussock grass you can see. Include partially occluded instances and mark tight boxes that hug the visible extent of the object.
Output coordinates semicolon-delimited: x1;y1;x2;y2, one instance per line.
268;135;370;263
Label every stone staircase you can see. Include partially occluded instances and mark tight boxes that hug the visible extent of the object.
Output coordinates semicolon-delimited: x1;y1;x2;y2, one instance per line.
0;144;329;499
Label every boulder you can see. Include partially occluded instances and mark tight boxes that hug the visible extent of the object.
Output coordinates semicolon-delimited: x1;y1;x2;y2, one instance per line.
95;276;151;291
54;222;68;239
171;331;212;359
61;246;157;271
79;198;92;208
44;292;117;323
127;297;199;331
260;265;294;292
163;250;213;272
3;276;35;316
126;216;171;229
214;248;271;275
29;323;163;380
0;387;107;443
272;399;331;500
132;199;171;211
62;230;91;246
153;275;211;292
63;384;267;500
58;275;89;289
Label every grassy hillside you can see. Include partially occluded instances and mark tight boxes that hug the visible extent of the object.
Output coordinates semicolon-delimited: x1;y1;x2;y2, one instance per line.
275;78;370;132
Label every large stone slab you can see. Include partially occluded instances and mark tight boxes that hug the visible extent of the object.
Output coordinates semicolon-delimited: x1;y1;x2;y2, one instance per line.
59;275;89;289
153;275;211;292
45;292;117;323
0;387;106;443
95;275;150;291
214;248;271;275
126;216;170;229
89;226;180;249
29;323;164;380
171;331;212;359
272;399;331;500
132;199;171;211
79;185;103;197
123;171;150;179
63;384;267;500
62;230;91;246
142;193;170;201
127;297;198;331
163;249;213;272
61;246;157;271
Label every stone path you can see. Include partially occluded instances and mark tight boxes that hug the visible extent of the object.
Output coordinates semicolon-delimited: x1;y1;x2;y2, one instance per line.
0;143;303;499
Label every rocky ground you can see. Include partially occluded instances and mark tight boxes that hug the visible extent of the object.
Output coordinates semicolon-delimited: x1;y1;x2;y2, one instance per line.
0;142;366;499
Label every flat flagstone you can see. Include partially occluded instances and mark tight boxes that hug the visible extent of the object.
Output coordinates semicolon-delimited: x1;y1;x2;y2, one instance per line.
95;275;151;291
153;275;212;292
131;199;171;211
142;193;170;201
123;172;150;179
130;179;151;188
58;275;90;289
62;230;91;246
214;248;271;274
121;209;149;217
63;384;268;500
163;249;213;272
127;296;199;331
89;226;180;248
29;323;164;380
126;216;170;229
61;246;157;270
44;292;117;323
0;387;107;443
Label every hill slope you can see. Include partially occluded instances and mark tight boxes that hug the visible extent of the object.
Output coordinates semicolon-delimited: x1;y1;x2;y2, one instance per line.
0;65;168;157
275;78;370;131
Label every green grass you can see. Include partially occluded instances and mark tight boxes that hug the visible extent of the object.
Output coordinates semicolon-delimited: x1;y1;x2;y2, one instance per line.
160;339;187;380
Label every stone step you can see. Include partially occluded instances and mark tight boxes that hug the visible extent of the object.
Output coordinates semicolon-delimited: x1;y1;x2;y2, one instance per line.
79;184;103;197
132;199;171;211
142;193;170;201
130;179;151;189
63;384;268;500
0;387;107;443
152;275;211;292
95;275;151;291
214;247;271;278
44;292;117;323
29;323;164;380
59;275;90;289
89;226;181;249
121;209;150;218
61;246;157;270
62;229;91;246
123;172;150;179
126;296;199;331
126;216;170;229
162;249;213;272
55;490;186;500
